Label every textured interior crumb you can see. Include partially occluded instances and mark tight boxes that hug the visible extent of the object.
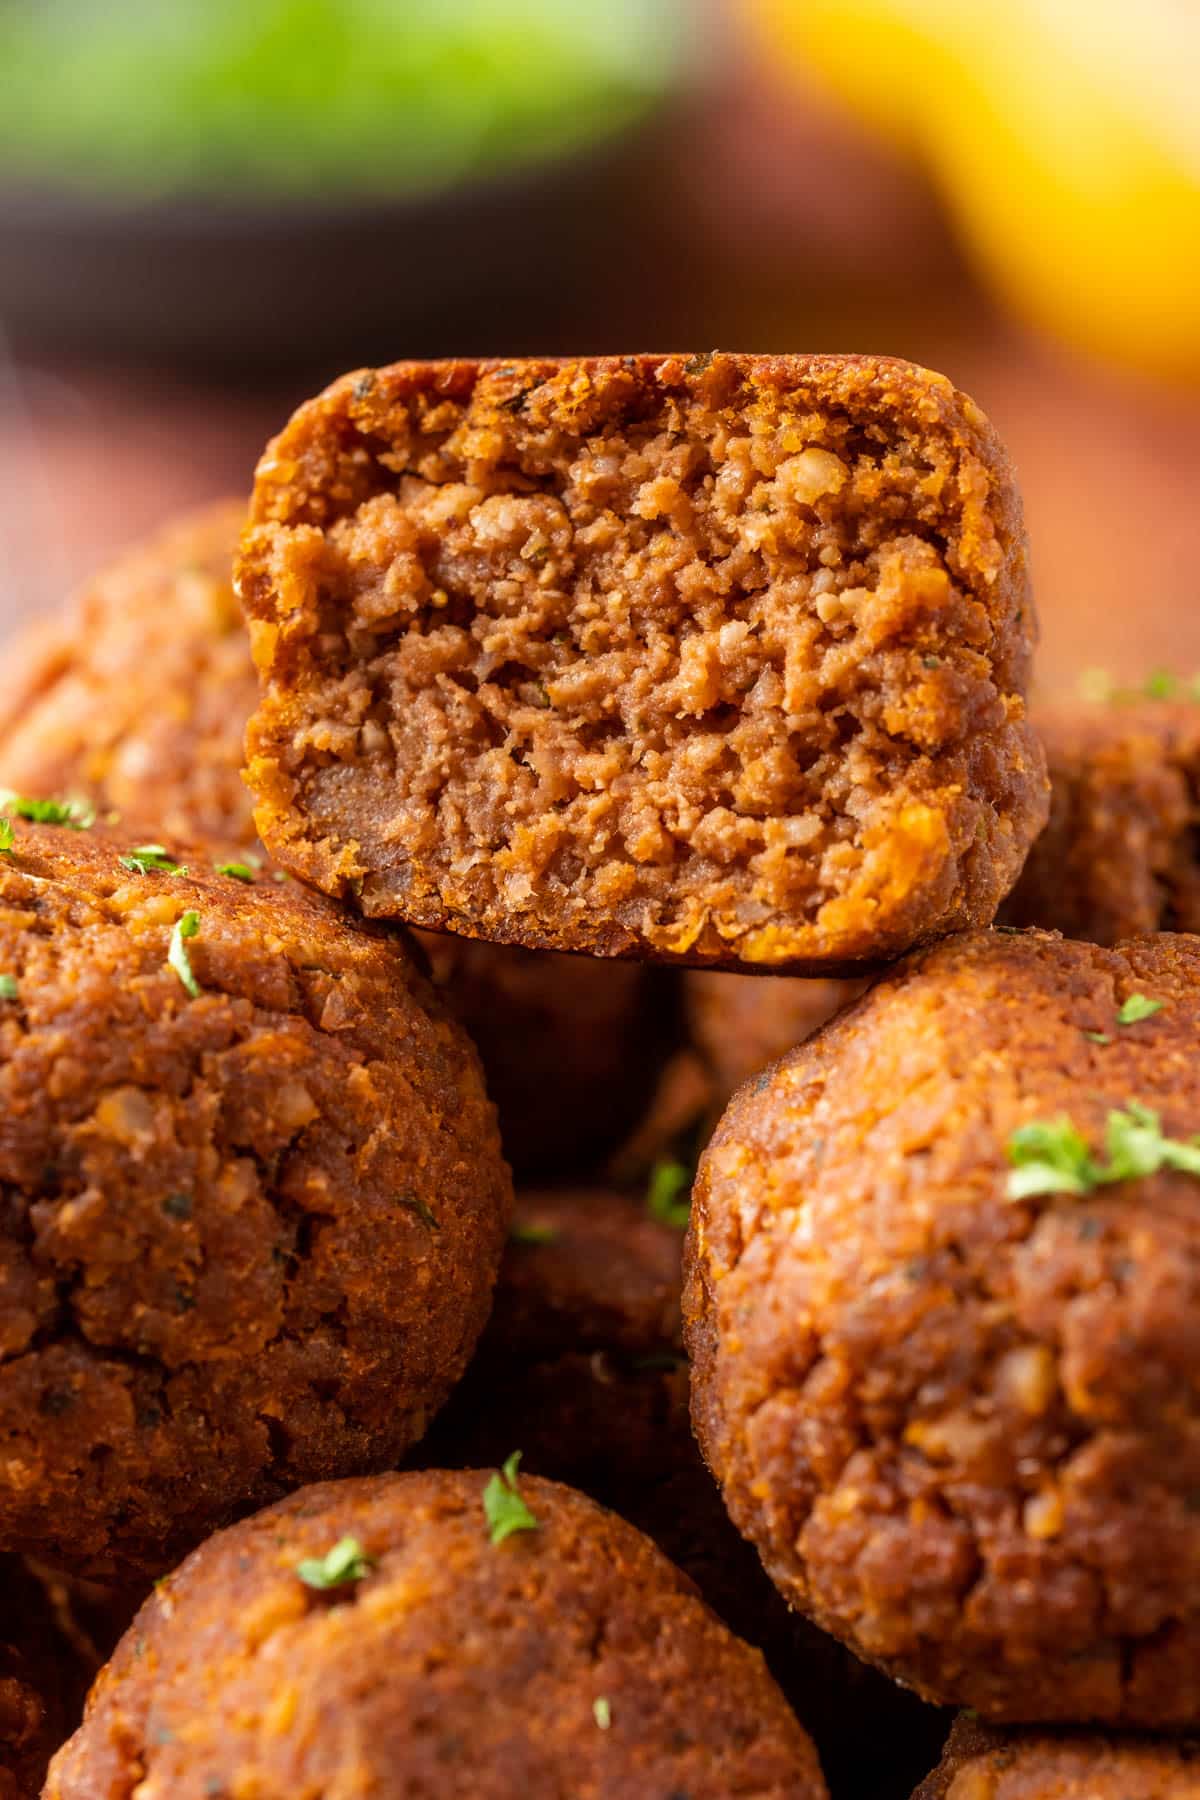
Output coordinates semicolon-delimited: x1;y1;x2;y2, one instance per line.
242;356;1042;966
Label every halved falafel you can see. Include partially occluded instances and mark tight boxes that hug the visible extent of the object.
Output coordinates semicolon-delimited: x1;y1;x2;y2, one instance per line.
686;927;1200;1724
0;818;510;1576
238;352;1046;970
45;1470;827;1800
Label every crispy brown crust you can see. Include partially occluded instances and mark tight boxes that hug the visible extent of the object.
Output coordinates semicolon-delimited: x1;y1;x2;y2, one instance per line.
685;928;1200;1724
0;821;511;1576
913;1712;1200;1799
239;352;1046;972
683;969;869;1109
45;1471;827;1800
0;502;259;850
1003;701;1200;944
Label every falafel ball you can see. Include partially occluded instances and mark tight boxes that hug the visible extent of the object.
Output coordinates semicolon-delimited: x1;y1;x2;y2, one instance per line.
45;1470;827;1800
913;1711;1200;1799
0;508;671;1177
1002;700;1200;944
0;817;511;1577
427;1187;950;1797
0;1557;73;1800
686;927;1200;1725
683;970;868;1108
0;501;258;849
238;352;1046;971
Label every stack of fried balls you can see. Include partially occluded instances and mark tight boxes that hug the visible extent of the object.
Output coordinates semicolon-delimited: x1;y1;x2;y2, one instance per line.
2;354;1198;1800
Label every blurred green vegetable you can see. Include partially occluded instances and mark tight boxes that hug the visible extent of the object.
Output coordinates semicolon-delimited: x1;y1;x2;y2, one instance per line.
0;0;680;199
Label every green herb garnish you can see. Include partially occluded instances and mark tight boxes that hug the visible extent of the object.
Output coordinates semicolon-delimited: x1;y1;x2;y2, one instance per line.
168;910;201;998
295;1536;374;1590
646;1158;692;1230
1083;1030;1112;1045
1007;1102;1200;1201
509;1221;559;1246
593;1697;612;1730
1117;994;1164;1026
0;975;17;1001
482;1452;539;1546
1143;669;1178;700
214;861;256;883
0;819;13;856
0;793;93;828
120;844;187;876
398;1195;439;1232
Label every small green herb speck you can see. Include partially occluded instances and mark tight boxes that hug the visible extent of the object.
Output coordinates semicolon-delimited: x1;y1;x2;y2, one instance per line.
214;861;256;883
509;1221;558;1246
1006;1101;1200;1201
921;654;941;669
296;1535;374;1590
0;819;13;855
169;911;202;998
646;1157;692;1230
1083;1030;1111;1045
162;1193;192;1221
1117;993;1164;1026
0;975;17;1001
0;793;93;829
398;1195;439;1232
121;844;187;876
483;1451;539;1546
593;1697;612;1730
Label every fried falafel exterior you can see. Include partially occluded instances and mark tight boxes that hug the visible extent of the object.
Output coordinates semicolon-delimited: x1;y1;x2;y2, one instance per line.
0;1558;74;1800
686;927;1200;1724
1003;700;1200;944
683;969;868;1109
46;1470;827;1800
913;1711;1200;1799
238;352;1046;971
0;819;511;1577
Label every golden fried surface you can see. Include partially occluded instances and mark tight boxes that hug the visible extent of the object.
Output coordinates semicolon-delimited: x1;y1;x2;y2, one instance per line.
686;927;1200;1723
913;1712;1200;1798
46;1471;827;1800
0;820;510;1576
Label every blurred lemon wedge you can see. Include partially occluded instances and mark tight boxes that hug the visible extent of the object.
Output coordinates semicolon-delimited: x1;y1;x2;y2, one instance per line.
745;0;1200;383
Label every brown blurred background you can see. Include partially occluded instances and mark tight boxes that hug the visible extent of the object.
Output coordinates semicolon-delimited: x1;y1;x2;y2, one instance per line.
1;0;1196;696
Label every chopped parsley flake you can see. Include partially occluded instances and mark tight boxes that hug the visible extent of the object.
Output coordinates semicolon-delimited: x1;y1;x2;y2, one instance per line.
0;819;13;855
646;1158;692;1230
483;1451;538;1545
214;861;256;882
509;1221;558;1246
593;1697;612;1730
398;1195;439;1232
1007;1102;1200;1201
0;792;93;828
168;911;202;998
1083;1030;1111;1045
1117;993;1164;1026
0;975;17;1001
121;844;187;876
295;1536;374;1590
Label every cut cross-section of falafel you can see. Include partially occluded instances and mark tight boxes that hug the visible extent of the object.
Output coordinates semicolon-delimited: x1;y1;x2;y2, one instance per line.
238;352;1046;971
44;1470;828;1800
686;926;1200;1725
0;818;511;1578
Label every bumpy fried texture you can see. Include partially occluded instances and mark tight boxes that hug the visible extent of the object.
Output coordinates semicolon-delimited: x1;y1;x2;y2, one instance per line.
239;352;1045;971
1003;701;1200;945
686;928;1200;1724
0;502;259;848
45;1471;827;1800
418;942;676;1176
684;969;868;1108
0;1559;72;1800
426;1189;949;1798
0;821;510;1577
913;1712;1200;1799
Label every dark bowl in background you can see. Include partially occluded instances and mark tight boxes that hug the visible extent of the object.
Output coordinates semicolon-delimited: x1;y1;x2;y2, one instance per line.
0;110;673;373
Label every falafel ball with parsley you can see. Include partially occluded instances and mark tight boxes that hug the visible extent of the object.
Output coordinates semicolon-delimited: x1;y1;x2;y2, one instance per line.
0;810;511;1578
45;1470;827;1800
686;927;1200;1724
